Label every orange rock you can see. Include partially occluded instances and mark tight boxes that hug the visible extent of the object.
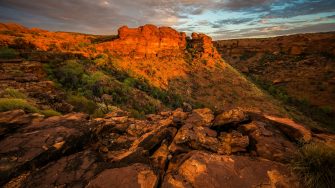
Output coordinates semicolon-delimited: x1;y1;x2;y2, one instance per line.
98;24;186;58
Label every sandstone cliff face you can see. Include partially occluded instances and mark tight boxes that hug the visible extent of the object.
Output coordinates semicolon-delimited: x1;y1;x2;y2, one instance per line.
190;32;221;59
214;32;335;57
214;32;335;130
97;25;186;58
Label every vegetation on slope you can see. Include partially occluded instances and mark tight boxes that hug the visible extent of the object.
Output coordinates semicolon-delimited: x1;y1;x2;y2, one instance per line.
0;88;61;117
291;142;335;188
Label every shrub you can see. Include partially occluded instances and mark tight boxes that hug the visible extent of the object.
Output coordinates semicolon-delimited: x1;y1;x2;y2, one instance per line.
40;109;62;117
55;60;85;89
0;98;39;113
0;47;19;59
0;88;26;99
291;143;335;188
90;35;118;44
92;108;105;118
10;37;36;50
67;95;97;114
240;51;256;61
129;109;145;119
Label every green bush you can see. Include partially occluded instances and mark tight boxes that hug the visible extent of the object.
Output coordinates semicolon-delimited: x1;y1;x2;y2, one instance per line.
291;143;335;188
40;109;62;117
67;95;97;114
0;47;19;59
55;60;85;89
129;109;146;119
0;98;39;113
92;108;105;118
0;88;26;99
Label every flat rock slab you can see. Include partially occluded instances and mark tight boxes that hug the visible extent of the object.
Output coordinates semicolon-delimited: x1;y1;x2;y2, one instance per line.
86;163;158;188
22;150;106;188
162;151;299;188
0;113;91;185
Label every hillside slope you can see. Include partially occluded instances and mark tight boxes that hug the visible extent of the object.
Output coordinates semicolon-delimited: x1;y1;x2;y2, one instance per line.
0;23;290;118
214;32;335;131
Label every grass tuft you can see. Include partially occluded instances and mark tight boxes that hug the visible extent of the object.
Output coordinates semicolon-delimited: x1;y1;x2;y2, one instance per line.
0;98;39;113
0;47;19;59
0;88;27;99
291;142;335;188
40;109;62;117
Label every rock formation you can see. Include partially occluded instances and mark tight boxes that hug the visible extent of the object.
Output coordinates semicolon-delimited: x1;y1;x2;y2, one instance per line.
2;106;330;187
97;25;186;58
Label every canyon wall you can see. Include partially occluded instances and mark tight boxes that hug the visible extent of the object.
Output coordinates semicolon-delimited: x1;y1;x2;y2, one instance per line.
215;32;335;57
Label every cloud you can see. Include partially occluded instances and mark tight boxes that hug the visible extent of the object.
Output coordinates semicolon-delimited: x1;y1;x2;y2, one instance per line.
215;18;255;25
0;0;334;38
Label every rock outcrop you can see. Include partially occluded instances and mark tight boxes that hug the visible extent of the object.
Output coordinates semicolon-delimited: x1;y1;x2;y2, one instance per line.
97;25;186;58
1;107;323;187
162;151;299;188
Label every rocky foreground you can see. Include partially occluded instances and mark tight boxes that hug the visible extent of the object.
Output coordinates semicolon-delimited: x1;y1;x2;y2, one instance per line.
1;107;334;188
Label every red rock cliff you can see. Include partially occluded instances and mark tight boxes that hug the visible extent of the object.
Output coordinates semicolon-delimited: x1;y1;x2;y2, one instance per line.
97;24;187;58
97;25;221;61
190;32;221;59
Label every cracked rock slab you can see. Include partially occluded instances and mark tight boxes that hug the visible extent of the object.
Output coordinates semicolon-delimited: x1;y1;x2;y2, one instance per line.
0;113;92;185
162;151;299;188
86;163;158;188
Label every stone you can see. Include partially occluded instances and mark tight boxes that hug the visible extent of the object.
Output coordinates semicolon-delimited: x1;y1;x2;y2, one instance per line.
212;109;250;130
22;150;106;188
218;130;249;154
0;113;92;185
86;163;158;188
264;115;312;143
151;140;170;170
0;110;37;138
172;123;219;153
239;121;297;162
162;151;299;188
185;108;214;127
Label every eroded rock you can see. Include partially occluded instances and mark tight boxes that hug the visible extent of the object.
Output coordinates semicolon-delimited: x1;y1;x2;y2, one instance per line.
162;151;299;188
22;150;106;188
86;163;158;188
212;109;250;130
0;113;92;185
239;121;297;162
264;115;312;143
218;130;249;154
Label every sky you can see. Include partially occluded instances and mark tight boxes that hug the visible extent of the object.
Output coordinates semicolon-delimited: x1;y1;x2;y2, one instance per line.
0;0;335;39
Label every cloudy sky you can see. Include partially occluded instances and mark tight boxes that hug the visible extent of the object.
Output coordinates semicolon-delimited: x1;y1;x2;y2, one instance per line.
0;0;334;39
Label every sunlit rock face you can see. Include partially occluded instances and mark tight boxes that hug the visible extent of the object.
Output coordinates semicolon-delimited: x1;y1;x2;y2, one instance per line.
97;24;222;60
97;24;187;58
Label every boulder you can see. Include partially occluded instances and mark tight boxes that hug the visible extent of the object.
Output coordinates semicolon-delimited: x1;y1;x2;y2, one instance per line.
185;108;214;127
86;163;158;188
171;123;219;153
217;130;249;154
0;110;38;138
212;109;250;130
0;113;92;185
22;150;106;188
239;121;297;162
162;151;299;188
264;115;312;143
